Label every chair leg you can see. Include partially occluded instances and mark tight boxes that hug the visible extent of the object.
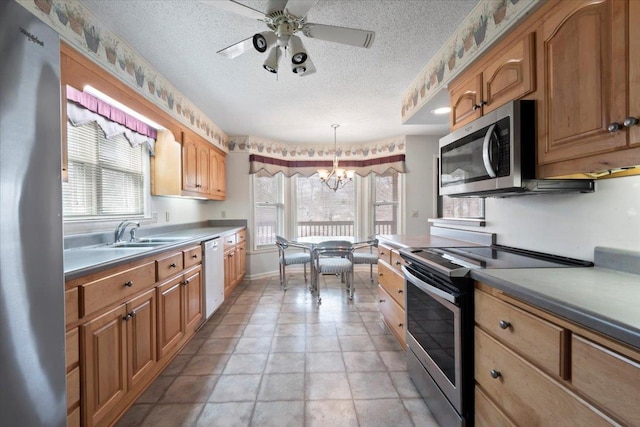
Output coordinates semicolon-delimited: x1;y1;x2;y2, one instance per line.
279;262;284;288
282;263;287;291
303;263;307;282
370;264;373;282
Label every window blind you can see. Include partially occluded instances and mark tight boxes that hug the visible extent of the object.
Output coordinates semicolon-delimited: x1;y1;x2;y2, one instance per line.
254;174;283;246
63;121;145;218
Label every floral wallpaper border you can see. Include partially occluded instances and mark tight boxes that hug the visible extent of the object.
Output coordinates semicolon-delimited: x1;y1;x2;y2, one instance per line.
18;0;228;151
401;0;542;123
228;135;406;161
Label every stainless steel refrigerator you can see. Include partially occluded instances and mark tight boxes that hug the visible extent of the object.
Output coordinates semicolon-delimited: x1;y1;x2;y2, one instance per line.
0;2;66;426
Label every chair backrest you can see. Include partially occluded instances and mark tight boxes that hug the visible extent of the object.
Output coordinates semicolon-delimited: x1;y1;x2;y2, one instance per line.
352;238;378;253
313;240;354;262
275;235;289;250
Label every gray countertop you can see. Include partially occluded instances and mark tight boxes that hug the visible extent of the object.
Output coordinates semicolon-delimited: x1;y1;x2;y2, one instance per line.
64;225;244;280
472;267;640;349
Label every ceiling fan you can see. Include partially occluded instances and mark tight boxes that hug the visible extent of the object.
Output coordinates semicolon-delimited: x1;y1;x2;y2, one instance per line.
203;0;375;76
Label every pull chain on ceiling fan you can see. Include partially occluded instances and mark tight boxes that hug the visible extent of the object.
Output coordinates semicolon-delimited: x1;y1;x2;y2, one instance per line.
202;0;376;76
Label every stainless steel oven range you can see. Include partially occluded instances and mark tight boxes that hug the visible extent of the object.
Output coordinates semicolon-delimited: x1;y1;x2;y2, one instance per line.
399;245;593;427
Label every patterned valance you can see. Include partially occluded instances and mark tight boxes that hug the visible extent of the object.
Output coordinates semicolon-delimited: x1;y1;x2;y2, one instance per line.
249;154;406;177
66;85;156;153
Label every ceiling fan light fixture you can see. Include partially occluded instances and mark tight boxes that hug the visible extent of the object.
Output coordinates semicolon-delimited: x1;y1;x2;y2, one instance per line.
292;63;307;74
252;31;276;53
263;46;281;73
288;35;308;65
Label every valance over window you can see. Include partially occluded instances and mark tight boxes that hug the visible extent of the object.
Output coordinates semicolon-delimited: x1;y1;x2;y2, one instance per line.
249;154;406;177
66;85;156;153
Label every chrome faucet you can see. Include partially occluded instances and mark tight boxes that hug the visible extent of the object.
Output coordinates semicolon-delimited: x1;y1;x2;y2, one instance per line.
114;220;140;243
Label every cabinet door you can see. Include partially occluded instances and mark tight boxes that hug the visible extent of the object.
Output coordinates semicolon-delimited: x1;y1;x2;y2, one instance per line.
217;154;226;198
235;241;246;284
184;267;203;332
157;277;185;359
224;248;236;296
182;137;199;192
209;149;226;199
537;0;627;166
197;142;210;193
629;0;640;147
482;32;535;115
82;304;128;427
126;289;156;389
449;73;482;130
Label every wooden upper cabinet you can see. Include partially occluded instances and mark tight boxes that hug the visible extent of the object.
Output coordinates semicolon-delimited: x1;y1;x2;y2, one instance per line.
482;32;535;115
197;142;210;194
537;0;639;175
209;148;227;200
449;73;482;130
629;0;640;148
449;32;535;131
182;134;199;193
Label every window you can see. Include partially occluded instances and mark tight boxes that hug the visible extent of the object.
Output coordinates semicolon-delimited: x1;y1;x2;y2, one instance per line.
253;173;284;247
63;121;146;219
372;172;400;234
295;174;355;237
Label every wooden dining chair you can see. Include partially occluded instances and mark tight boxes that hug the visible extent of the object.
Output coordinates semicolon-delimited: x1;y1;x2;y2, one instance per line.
275;235;311;291
352;238;378;282
311;240;354;304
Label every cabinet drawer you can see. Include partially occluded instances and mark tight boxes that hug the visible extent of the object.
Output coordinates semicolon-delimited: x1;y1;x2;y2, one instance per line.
378;261;405;309
378;285;406;349
236;229;246;243
377;243;393;265
475;289;567;378
67;366;80;408
183;245;202;269
67;406;80;427
571;335;640;426
390;250;406;273
475;386;516;427
475;327;616;426
81;262;155;317
156;252;184;281
224;233;237;249
66;328;79;370
65;288;79;325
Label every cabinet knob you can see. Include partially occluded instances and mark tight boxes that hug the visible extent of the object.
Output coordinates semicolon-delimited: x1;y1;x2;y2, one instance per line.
123;313;132;321
192;254;198;258
395;261;401;265
397;289;403;294
124;280;134;287
608;122;623;132
379;299;385;303
623;116;639;128
170;263;177;268
490;369;502;379
472;104;481;111
499;320;511;329
129;311;136;318
378;272;383;276
185;279;190;285
398;323;404;328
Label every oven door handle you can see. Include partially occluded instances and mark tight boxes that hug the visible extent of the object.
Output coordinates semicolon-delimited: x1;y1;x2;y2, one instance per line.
402;265;458;305
482;123;498;178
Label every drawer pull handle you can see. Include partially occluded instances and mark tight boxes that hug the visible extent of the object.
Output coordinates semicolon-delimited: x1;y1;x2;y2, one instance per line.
129;311;136;318
379;299;385;303
490;369;501;379
170;263;177;268
398;323;403;328
397;289;403;294
395;261;401;266
499;320;511;329
378;273;383;276
123;313;132;321
192;254;198;258
124;281;134;287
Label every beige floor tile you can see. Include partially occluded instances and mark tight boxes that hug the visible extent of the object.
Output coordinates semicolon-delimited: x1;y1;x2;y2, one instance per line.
306;335;340;352
306;372;352;400
182;354;230;375
305;352;345;373
223;353;268;375
136;376;174;403
235;336;273;353
208;374;262;402
161;375;218;403
196;402;254;427
342;351;387;372
257;373;305;401
265;352;305;373
141;403;203;427
250;401;304;427
353;399;413;427
348;372;398;399
242;323;276;337
198;337;238;354
271;335;306;353
114;404;153;427
338;335;376;352
403;397;440;426
390;371;421;398
305;400;358;427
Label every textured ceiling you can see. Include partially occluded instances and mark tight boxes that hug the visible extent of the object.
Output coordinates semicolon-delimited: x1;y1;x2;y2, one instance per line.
81;0;478;144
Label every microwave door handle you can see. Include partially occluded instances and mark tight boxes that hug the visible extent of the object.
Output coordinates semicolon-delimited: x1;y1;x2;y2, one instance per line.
482;123;498;178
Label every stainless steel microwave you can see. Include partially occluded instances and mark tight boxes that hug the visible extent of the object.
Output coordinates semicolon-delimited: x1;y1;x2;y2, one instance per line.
439;100;594;197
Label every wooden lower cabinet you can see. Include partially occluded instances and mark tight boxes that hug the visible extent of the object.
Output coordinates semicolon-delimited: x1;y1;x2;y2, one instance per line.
157;276;185;359
126;289;157;389
378;285;406;349
223;229;247;296
224;247;236;296
184;267;203;333
474;385;516;427
82;304;128;427
235;241;246;285
376;244;406;349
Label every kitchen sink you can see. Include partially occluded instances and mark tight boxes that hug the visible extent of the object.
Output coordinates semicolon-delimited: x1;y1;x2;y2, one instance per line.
136;236;188;243
106;241;167;248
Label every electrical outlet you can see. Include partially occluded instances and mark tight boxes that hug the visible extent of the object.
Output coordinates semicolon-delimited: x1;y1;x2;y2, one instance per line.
151;212;158;223
221;210;226;218
165;212;170;222
411;210;419;218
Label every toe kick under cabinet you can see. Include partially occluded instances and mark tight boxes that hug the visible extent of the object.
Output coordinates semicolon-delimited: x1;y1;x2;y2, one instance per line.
474;283;640;427
65;244;203;427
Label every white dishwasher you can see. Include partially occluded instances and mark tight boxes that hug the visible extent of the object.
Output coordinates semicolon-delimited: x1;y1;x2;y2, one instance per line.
202;237;224;320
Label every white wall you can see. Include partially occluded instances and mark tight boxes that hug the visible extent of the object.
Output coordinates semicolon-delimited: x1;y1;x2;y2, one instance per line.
404;135;440;235
448;175;640;261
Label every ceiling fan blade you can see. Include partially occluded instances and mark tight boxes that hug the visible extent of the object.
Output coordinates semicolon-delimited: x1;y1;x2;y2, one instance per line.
216;36;254;59
266;0;289;15
301;23;375;48
284;0;319;19
201;0;265;21
299;57;316;76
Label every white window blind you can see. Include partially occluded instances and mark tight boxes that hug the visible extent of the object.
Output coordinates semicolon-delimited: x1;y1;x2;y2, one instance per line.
63;121;145;218
373;172;399;235
254;174;283;247
295;174;355;237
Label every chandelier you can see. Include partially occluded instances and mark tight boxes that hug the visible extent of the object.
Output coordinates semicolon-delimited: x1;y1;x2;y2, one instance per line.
318;124;355;191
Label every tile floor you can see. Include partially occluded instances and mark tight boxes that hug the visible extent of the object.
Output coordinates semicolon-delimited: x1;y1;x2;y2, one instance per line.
116;268;440;427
